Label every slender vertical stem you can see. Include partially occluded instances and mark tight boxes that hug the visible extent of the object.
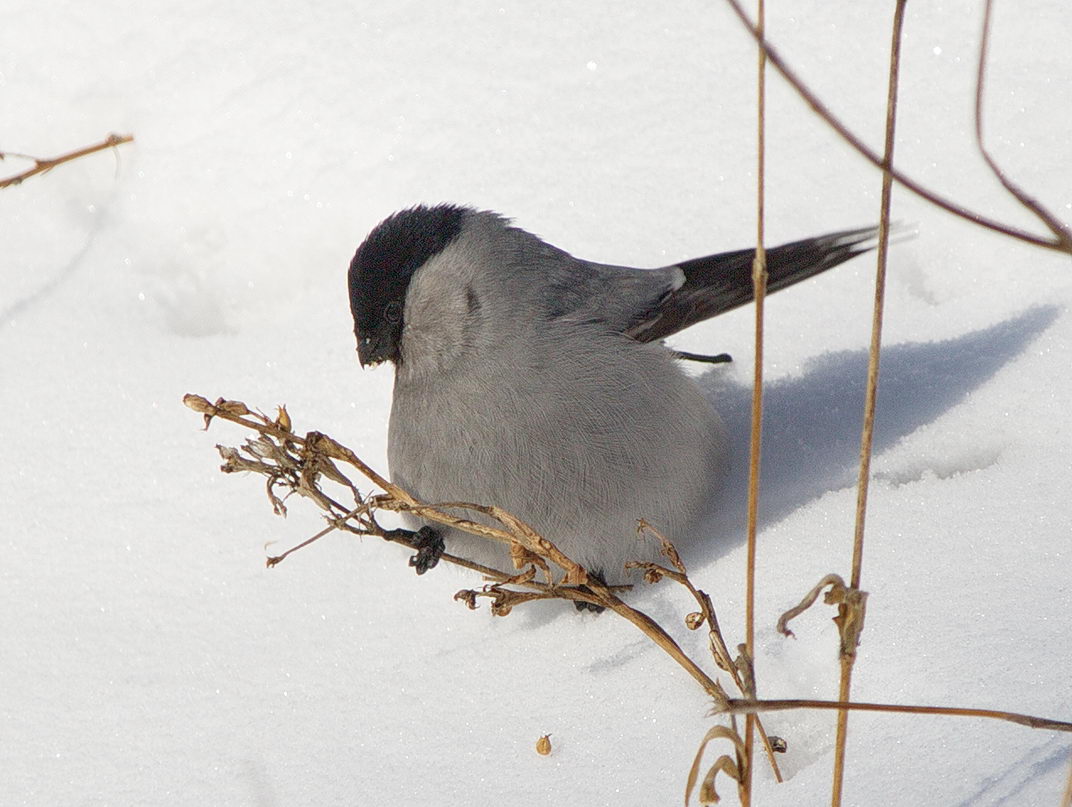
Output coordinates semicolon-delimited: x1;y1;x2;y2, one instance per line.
743;0;767;802
830;2;907;805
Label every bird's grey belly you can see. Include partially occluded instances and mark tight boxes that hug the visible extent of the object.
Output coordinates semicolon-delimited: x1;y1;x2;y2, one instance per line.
387;345;726;583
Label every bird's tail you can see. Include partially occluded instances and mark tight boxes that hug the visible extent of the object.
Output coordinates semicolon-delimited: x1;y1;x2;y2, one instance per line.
625;225;886;343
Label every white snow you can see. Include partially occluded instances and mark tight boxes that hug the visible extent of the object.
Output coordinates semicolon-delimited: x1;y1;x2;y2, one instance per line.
3;1;1071;805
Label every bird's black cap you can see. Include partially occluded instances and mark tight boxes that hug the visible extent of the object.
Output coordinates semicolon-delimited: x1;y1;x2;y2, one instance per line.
348;203;468;366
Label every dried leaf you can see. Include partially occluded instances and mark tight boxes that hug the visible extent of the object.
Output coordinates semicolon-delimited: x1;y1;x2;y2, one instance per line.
509;542;546;574
638;518;687;574
685;725;746;807
453;590;480;610
776;573;847;639
214;398;251;418
499;566;537;586
182;393;216;427
698;755;739;804
734;644;756;700
266;477;288;517
776;573;868;660
316;455;356;490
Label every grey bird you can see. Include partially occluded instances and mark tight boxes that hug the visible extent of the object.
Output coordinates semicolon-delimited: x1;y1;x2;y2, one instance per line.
348;204;877;586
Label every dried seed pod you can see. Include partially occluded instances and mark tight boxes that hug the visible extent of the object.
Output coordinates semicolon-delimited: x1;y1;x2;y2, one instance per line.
275;405;292;431
536;734;552;756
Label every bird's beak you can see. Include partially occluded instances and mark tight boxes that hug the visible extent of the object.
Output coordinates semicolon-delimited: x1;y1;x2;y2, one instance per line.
357;335;386;368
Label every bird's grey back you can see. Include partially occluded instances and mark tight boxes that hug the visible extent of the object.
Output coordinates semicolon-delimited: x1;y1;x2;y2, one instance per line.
397;210;685;374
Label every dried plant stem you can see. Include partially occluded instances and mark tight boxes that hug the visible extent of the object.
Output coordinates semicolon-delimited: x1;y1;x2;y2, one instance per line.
0;133;134;189
830;5;907;805
719;0;1071;254
595;592;730;704
724;699;1072;733
632;524;783;781
189;394;794;781
265;504;368;566
742;0;768;801
183;395;730;711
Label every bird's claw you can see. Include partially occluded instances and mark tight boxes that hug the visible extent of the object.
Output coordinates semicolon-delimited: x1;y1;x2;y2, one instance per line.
407;526;445;575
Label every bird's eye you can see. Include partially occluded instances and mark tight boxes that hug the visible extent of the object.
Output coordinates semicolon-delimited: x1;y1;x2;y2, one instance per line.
384;300;402;324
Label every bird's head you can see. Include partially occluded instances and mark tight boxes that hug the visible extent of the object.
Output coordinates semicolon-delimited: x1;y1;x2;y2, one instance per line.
348;204;469;367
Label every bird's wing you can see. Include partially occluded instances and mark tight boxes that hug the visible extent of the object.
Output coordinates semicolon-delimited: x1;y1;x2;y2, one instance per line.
541;254;686;334
622;226;880;343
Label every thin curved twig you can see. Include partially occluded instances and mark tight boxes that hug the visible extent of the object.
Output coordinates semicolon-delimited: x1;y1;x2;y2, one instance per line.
973;0;1072;251
0;133;134;189
723;698;1072;733
719;0;1071;254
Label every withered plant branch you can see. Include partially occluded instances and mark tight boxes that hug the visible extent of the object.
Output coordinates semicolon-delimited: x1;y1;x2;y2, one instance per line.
265;504;368;566
185;394;746;715
719;0;1072;254
975;0;1072;253
742;0;768;800
722;699;1072;733
831;7;905;803
454;583;574;617
0;133;134;189
186;394;584;582
191;395;565;584
632;522;783;782
577;579;734;708
377;496;586;586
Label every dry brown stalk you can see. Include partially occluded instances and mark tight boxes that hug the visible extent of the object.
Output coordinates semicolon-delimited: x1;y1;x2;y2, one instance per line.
742;0;769;800
630;522;784;782
830;6;907;804
721;699;1072;733
631;522;784;782
0;133;134;189
719;0;1072;254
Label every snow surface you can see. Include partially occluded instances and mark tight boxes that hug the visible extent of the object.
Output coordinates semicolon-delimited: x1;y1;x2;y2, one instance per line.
3;1;1071;805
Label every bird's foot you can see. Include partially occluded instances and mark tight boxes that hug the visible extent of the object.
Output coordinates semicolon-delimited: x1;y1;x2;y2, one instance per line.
386;526;445;575
574;569;607;614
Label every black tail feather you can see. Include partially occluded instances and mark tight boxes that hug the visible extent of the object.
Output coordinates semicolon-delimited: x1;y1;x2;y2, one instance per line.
624;226;880;343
